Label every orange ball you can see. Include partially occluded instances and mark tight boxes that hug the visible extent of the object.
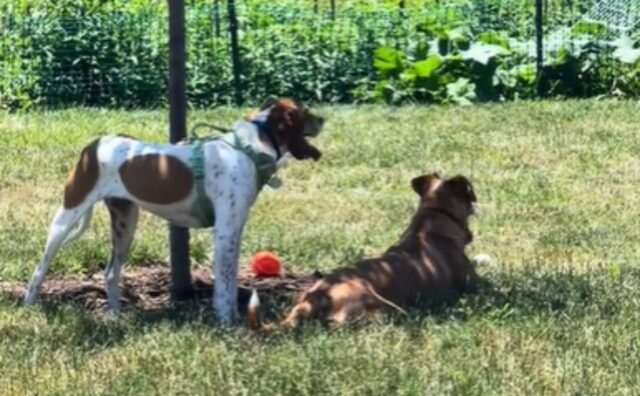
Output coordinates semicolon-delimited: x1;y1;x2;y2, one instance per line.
250;251;282;277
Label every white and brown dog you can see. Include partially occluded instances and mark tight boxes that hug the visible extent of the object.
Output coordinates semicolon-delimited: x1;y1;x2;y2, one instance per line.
23;98;325;323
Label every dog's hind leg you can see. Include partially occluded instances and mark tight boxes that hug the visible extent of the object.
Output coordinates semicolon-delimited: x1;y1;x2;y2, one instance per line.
281;301;313;328
60;206;93;246
24;201;97;305
103;198;139;312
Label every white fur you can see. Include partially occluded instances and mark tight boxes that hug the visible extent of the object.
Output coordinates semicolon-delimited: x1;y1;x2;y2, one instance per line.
23;110;290;325
472;253;493;267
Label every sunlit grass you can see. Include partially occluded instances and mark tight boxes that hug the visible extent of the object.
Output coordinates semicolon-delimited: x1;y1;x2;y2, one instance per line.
1;100;639;394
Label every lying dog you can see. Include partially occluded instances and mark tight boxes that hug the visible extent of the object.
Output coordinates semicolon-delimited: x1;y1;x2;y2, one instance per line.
24;98;324;324
249;173;481;328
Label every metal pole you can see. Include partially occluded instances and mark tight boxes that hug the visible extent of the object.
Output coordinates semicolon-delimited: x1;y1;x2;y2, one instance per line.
330;0;335;20
535;0;544;97
168;0;192;301
213;0;220;38
228;0;243;105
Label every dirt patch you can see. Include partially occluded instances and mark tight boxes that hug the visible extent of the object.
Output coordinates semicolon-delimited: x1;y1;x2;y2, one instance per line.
0;265;322;315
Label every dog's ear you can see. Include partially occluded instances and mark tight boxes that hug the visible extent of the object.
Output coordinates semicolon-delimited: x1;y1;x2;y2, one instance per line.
269;99;322;161
283;105;304;127
411;173;441;197
446;175;476;203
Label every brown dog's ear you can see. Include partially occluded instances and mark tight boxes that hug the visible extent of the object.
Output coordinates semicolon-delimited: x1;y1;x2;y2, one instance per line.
269;99;322;161
447;175;476;203
411;173;441;197
282;107;296;127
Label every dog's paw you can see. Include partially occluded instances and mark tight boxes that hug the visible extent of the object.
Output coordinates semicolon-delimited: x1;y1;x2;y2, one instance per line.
309;147;322;161
472;253;493;267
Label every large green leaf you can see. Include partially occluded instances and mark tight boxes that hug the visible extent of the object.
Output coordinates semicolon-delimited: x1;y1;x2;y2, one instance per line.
413;55;443;78
373;47;404;76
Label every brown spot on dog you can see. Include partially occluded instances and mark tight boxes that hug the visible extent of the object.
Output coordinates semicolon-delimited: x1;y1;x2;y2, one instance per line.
64;138;101;209
118;154;193;204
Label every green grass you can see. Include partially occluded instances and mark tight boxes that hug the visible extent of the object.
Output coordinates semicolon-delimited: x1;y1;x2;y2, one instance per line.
1;100;640;394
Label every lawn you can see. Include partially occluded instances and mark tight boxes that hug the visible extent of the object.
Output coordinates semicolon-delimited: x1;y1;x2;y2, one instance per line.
1;100;639;394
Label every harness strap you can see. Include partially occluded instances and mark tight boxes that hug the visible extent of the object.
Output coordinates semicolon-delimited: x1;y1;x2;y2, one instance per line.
220;132;277;189
190;139;215;228
188;131;277;228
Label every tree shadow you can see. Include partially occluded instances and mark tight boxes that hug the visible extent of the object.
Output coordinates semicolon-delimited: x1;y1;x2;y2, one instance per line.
1;265;636;347
398;264;639;329
0;265;319;349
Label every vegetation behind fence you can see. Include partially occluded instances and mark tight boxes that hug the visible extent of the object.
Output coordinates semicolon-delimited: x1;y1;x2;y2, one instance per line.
1;0;640;109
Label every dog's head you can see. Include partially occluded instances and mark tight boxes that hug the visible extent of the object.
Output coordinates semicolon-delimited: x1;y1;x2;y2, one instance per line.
411;172;477;224
248;98;325;161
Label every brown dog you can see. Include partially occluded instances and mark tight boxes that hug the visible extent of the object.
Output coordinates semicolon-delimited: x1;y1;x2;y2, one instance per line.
249;173;482;328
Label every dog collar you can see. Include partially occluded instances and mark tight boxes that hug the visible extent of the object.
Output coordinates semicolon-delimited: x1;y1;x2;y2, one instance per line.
250;119;281;160
424;207;473;243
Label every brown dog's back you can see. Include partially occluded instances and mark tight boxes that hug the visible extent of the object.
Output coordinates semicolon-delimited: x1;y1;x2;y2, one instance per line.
282;235;475;326
251;173;481;329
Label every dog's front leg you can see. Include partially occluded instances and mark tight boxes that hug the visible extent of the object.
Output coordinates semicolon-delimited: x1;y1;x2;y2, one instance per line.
212;189;254;325
213;226;243;324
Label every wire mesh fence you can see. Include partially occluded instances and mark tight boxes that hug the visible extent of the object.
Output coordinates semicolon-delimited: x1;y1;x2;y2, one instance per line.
1;0;639;109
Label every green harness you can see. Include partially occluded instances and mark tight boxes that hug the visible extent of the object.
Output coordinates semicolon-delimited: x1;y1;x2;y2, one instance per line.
188;132;277;228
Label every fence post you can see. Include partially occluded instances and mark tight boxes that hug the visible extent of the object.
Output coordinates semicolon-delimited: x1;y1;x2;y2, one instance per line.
168;0;193;301
213;0;221;38
330;0;335;20
228;0;243;106
535;0;544;97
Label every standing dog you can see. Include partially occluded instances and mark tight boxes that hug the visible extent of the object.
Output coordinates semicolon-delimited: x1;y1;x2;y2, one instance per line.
249;173;481;328
24;98;324;324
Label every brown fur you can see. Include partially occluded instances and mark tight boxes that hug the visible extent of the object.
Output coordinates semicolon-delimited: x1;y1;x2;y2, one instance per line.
248;98;324;161
118;154;194;204
276;173;481;328
63;138;100;209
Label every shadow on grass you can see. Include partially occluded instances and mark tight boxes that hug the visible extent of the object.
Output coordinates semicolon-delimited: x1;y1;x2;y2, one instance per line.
1;265;637;348
402;264;639;327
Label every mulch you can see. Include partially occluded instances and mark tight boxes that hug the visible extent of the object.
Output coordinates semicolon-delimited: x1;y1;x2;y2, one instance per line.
0;265;322;315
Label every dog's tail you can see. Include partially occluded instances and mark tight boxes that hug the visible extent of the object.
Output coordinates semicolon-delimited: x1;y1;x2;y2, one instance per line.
364;283;408;315
61;206;94;246
246;289;310;330
247;288;262;329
